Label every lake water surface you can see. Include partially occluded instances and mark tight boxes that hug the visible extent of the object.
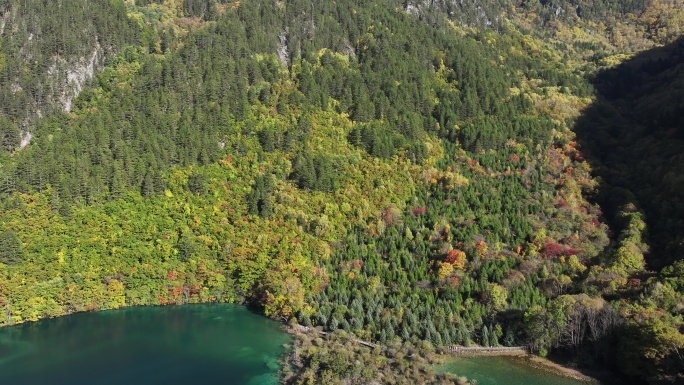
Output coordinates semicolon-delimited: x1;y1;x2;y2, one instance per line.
0;305;291;385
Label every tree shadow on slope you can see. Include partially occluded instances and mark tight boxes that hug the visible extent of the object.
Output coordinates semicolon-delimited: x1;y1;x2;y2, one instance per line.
573;36;684;271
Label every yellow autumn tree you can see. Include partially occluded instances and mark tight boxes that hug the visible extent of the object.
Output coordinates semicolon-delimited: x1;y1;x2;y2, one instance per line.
438;262;454;280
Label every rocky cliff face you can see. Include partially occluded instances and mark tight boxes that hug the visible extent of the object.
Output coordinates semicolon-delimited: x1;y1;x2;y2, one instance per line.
47;43;103;114
404;0;507;30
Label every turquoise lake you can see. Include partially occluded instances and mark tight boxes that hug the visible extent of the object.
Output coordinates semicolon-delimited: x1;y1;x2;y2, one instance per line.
0;305;291;385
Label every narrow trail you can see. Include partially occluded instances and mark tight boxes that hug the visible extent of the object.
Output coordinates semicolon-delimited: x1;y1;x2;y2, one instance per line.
297;325;379;349
447;346;528;356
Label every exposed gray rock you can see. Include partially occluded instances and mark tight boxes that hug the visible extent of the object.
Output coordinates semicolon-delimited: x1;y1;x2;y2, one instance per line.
46;43;102;112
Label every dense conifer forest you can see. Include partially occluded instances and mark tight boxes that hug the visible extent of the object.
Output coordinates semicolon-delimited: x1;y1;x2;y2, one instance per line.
0;0;683;383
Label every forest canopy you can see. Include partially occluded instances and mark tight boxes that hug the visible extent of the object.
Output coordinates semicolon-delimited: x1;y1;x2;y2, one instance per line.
0;0;683;384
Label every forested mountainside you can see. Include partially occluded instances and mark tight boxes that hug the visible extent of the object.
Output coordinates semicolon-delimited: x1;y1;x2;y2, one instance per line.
0;0;682;384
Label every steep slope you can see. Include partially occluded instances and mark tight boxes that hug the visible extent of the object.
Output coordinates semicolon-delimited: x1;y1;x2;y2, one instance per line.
573;37;684;383
0;0;601;320
0;0;682;384
578;37;684;267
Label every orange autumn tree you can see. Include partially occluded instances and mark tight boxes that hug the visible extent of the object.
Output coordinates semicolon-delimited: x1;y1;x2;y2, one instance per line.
446;249;467;270
475;240;488;258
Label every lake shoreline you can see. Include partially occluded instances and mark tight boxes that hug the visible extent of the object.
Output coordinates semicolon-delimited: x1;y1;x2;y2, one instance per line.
287;325;604;384
506;355;599;383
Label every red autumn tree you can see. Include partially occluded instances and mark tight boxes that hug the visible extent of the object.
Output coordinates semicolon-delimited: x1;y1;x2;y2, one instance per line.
446;249;467;270
543;242;563;258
